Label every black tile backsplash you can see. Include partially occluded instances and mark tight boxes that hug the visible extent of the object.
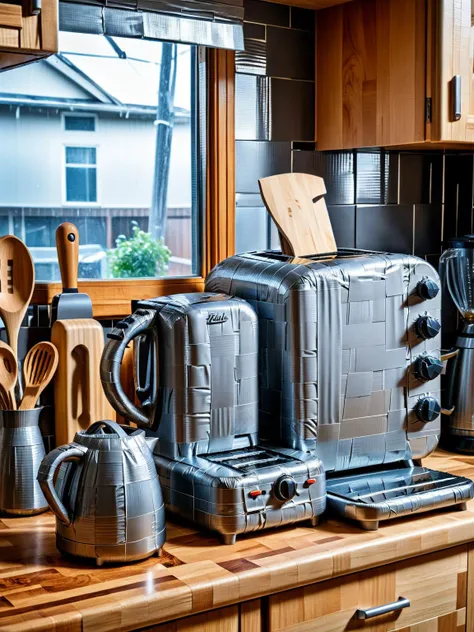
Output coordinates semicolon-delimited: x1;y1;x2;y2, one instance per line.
266;27;314;81
356;205;414;254
235;0;474;265
236;140;291;193
244;0;289;26
270;79;314;141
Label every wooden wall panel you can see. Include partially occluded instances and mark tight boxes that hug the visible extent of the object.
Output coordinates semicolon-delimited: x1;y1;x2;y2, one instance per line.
316;0;427;150
206;48;236;275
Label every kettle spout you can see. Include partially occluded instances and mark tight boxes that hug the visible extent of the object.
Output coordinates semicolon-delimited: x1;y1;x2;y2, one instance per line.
145;436;159;454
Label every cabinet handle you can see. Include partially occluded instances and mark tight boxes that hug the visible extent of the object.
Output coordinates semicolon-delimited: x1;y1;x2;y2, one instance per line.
355;597;410;620
451;75;462;121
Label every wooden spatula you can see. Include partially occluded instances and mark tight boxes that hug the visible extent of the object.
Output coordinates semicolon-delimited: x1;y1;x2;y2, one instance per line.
0;235;35;359
0;341;18;410
258;173;337;257
19;342;59;410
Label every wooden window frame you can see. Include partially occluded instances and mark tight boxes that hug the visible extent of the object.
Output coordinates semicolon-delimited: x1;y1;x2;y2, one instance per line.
31;48;236;318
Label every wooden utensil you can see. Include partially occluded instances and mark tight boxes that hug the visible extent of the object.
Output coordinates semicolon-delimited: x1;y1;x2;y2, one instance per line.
0;341;18;410
258;173;337;257
51;319;114;445
51;222;93;324
19;342;59;410
0;235;35;359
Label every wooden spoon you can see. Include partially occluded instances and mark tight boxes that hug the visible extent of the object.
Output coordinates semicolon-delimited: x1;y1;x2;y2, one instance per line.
0;341;18;410
0;235;35;360
19;342;59;410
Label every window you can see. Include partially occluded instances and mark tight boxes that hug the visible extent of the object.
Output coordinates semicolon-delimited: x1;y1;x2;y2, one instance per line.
65;147;98;203
0;31;203;282
64;115;96;132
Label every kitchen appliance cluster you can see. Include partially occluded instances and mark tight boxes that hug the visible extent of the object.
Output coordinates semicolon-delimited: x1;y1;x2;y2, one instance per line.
2;174;474;568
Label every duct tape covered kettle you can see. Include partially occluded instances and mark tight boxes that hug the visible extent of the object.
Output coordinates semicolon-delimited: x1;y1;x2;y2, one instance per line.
38;420;165;565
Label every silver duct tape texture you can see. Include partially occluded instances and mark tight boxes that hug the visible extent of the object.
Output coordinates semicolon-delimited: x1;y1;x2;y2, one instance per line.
103;293;260;459
206;250;443;471
0;408;48;516
326;466;474;529
38;422;165;565
155;446;325;543
102;293;326;543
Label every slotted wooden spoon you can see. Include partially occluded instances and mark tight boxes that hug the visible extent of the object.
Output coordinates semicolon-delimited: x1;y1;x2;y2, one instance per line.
0;341;18;410
20;342;59;410
0;235;35;360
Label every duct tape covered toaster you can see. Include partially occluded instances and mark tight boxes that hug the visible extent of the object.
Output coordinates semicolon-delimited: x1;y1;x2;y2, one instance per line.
101;293;326;544
206;249;474;529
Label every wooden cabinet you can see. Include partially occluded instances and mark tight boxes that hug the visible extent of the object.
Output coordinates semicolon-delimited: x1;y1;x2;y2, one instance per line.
316;0;474;149
267;547;468;632
143;606;240;632
0;0;57;71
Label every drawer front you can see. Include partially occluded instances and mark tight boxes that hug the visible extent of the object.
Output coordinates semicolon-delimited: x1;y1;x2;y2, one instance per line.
145;605;239;631
268;547;468;632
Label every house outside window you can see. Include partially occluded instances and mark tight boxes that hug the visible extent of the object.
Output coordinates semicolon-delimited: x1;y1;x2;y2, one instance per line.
0;32;201;281
65;147;98;203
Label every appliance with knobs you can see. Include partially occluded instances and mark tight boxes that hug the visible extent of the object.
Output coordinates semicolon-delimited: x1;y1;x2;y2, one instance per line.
206;248;474;529
100;293;326;545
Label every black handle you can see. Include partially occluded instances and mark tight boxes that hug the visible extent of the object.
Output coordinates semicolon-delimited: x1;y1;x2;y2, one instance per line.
451;75;461;122
355;597;410;620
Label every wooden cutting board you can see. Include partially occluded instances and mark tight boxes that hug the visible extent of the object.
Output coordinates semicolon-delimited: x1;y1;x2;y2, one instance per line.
51;319;114;446
259;173;337;257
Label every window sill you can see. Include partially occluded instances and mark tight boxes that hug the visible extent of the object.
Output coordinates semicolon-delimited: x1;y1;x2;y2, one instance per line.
33;276;206;318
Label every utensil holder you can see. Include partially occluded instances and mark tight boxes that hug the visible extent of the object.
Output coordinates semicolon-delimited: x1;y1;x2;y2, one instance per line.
0;408;48;516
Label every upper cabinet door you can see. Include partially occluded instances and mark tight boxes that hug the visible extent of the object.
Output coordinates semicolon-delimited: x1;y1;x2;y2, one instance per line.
433;0;474;142
316;0;427;150
0;0;58;71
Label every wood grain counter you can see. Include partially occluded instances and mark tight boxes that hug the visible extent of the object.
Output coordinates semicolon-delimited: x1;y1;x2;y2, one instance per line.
1;449;474;632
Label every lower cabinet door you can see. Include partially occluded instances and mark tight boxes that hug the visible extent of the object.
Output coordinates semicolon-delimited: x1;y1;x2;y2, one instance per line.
146;605;239;631
268;547;468;632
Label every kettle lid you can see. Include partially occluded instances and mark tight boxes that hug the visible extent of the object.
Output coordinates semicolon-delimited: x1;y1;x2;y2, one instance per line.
76;420;143;443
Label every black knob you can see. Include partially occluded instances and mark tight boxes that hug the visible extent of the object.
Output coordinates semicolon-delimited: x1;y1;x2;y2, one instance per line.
415;315;441;340
413;355;443;381
274;475;297;502
416;278;439;300
415;396;441;423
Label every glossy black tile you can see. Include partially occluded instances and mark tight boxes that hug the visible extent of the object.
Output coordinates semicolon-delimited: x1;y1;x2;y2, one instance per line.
444;154;474;239
244;0;289;26
355;205;414;254
235;74;269;140
270;78;314;141
292;150;355;205
399;153;443;205
244;22;266;40
235;38;266;75
414;203;443;257
236;140;291;193
327;205;356;249
266;26;314;80
290;6;315;31
356;151;384;204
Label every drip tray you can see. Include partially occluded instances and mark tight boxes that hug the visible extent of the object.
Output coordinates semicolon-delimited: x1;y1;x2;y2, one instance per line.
326;466;474;530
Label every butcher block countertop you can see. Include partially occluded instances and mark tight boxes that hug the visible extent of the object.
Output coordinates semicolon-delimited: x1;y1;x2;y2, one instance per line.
2;449;474;632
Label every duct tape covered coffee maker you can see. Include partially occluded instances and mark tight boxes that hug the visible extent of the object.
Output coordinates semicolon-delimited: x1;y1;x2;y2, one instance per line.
206;249;474;530
100;293;326;544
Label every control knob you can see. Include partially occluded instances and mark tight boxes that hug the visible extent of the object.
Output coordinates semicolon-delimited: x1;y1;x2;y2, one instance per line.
413;355;443;382
416;278;440;300
274;475;297;502
415;396;441;423
415;315;441;340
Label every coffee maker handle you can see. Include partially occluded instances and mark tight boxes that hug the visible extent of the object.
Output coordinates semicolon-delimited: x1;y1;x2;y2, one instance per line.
37;444;87;526
100;309;157;428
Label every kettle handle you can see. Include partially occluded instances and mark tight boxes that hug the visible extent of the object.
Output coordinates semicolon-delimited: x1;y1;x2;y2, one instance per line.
37;444;86;527
87;419;129;438
100;309;157;428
